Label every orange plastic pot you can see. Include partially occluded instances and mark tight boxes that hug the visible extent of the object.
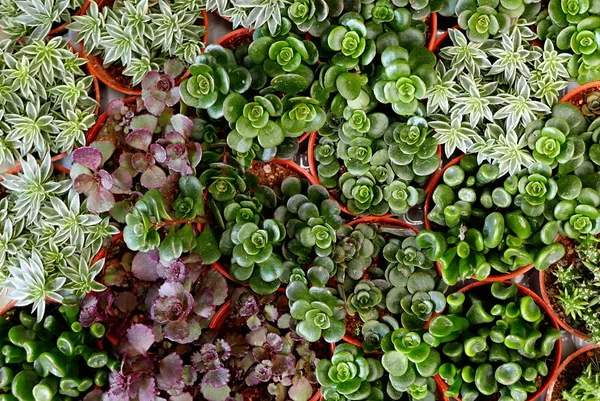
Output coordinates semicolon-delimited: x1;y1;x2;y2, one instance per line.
307;131;442;218
426;13;438;52
545;343;600;401
342;216;419;350
85;96;138;144
46;0;91;38
434;281;562;401
560;80;600;110
211;158;315;286
423;155;535;281
539;269;590;341
209;300;323;401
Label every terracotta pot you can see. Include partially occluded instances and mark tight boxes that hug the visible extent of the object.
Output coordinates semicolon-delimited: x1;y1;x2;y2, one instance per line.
209;300;323;401
434;281;562;401
91;232;124;265
560;80;600;112
426;13;438;52
82;0;208;95
307;131;442;218
424;155;535;281
342;216;419;350
539;269;591;341
46;0;91;38
85;96;138;144
545;343;600;401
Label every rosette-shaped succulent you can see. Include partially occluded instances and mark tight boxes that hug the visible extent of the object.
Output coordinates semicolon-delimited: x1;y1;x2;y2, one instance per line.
200;164;247;203
321;12;376;69
223;93;285;152
553;199;600;239
456;0;513;42
547;0;600;26
516;162;558;217
339;172;388;215
582;91;600;117
384;116;440;184
339;110;389;142
150;281;198;342
383;237;434;274
141;71;181;116
392;0;444;19
315;136;341;187
347;280;385;322
316;344;384;400
332;223;385;281
364;0;396;23
362;316;399;353
281;96;326;137
276;179;342;260
288;0;343;36
383;181;424;216
381;329;441;401
557;16;600;83
180;45;252;119
373;46;436;115
525;117;584;166
287;277;346;342
220;218;287;294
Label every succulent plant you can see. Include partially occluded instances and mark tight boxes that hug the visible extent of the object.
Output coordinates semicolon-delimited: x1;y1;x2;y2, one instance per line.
525;116;585;167
316;343;384;400
321;12;376;69
180;44;252;119
373;46;436;115
563;362;600;401
429;282;561;401
339;172;387;215
287;0;343;36
141;65;183;116
381;328;441;401
0;302;111;401
515;162;558;217
332;223;385;282
556;15;600;83
347;279;385;322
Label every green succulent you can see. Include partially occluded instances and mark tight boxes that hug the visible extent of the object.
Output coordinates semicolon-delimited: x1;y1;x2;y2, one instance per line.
287;0;342;36
316;343;384;400
315;136;341;187
347;280;385;322
200;164;247;203
287;277;346;342
383;181;424;216
321;12;376;69
556;15;600;83
384;116;440;184
362;316;399;353
332;223;385;282
339;172;388;215
281;96;327;137
553;199;600;239
373;46;436;115
429;282;561;401
384;236;434;274
180;44;252;119
525;116;585;166
563;363;600;401
456;0;525;42
123;190;170;253
381;328;442;401
515;162;558;217
547;0;600;26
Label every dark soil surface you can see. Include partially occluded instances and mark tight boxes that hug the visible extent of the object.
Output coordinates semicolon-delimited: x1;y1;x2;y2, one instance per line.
249;161;301;189
551;348;600;401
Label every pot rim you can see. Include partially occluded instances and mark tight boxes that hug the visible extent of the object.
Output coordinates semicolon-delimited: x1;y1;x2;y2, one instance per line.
434;280;563;401
544;343;600;401
423;154;535;282
560;80;600;104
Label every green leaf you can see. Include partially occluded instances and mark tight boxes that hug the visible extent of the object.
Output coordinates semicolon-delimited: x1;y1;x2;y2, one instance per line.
193;227;221;265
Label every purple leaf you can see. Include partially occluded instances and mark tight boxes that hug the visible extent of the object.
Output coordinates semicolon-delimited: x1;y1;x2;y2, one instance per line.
131;250;160;281
141;165;167;189
246;327;267;347
266;333;284;352
115;292;138;314
87;186;115;214
111;167;133;193
126;324;155;355
289;377;313;401
131;115;158;132
170;115;194;137
189;143;203;168
138;377;156;401
165;130;186;144
106;99;126;119
144;95;166;117
157;260;189;282
73;173;95;194
141;71;161;91
204;366;230;388
158;281;185;298
131;153;151;173
200;270;228;305
126;129;154;152
193;288;214;318
170;393;193;401
150;144;167;163
272;354;295;376
73;147;103;171
165;87;181;107
157;354;184;390
163;320;192;343
97;169;114;190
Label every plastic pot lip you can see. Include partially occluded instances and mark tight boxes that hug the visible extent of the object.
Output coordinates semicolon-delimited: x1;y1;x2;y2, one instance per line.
216;28;254;49
0;297;61;316
46;0;90;38
307;132;442;219
85;96;138;145
82;6;208;95
91;231;124;265
423;154;535;282
560;80;600;105
538;269;591;341
434;280;563;401
545;343;600;401
427;13;439;52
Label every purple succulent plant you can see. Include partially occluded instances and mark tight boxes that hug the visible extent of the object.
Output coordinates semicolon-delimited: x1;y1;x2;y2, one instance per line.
123;129;168;189
142;71;181;117
72;146;116;213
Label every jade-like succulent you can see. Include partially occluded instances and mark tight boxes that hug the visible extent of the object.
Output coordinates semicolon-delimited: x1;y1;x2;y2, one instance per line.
582;91;600;117
316;343;384;400
321;12;376;69
384;117;440;184
275;178;343;262
525;116;585;167
180;44;252;119
384;181;425;216
373;46;436;115
0;304;111;401
347;279;385;322
381;329;441;401
547;0;600;26
332;223;385;282
314;136;341;187
515;162;558;217
391;0;444;19
287;0;343;36
428;282;561;401
339;172;388;215
200;163;247;203
362;316;400;353
455;0;520;42
287;273;346;342
280;96;327;138
556;15;600;83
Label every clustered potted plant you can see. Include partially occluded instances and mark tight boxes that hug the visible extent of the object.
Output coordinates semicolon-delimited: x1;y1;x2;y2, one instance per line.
1;0;599;399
